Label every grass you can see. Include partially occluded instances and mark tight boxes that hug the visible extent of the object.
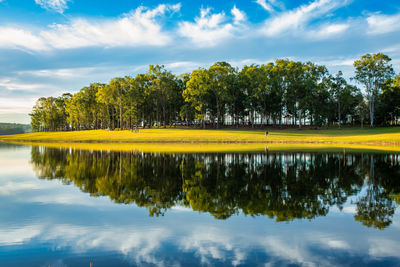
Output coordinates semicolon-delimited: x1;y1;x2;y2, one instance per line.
1;127;399;153
0;127;399;144
9;141;400;153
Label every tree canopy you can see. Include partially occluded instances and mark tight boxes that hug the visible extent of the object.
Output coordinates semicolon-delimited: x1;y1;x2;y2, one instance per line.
30;54;400;131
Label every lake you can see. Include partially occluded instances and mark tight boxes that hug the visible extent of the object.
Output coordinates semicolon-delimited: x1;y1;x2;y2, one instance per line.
0;143;399;266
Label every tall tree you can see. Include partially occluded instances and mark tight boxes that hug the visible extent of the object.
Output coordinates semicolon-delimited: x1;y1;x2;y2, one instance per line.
183;69;210;128
208;62;236;128
330;71;347;128
353;53;394;127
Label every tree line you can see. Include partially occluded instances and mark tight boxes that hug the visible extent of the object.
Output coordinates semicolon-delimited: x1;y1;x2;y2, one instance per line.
0;123;30;135
30;53;400;131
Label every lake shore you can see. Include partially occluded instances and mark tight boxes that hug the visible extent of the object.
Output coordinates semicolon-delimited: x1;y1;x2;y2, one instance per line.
1;127;399;147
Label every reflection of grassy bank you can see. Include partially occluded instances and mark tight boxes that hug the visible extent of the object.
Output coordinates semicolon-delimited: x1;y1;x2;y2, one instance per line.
0;127;400;145
7;141;400;153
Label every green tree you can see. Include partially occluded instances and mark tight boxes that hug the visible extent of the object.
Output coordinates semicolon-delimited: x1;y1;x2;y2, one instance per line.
208;62;236;128
183;68;210;128
353;53;394;127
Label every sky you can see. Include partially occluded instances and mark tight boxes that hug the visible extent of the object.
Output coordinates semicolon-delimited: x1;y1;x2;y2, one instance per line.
0;0;399;124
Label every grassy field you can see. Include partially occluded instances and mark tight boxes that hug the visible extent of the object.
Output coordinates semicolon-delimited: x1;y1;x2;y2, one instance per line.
0;127;399;145
10;141;400;153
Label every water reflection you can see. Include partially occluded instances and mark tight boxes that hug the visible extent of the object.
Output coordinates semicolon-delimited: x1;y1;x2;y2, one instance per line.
30;146;400;228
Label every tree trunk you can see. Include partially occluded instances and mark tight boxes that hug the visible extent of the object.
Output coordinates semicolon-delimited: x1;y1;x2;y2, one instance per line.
299;110;302;129
338;101;341;129
369;94;374;128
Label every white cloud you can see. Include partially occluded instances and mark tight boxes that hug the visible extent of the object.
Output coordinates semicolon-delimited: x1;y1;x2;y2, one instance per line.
35;0;70;14
367;13;400;35
0;225;42;245
368;239;400;258
255;0;276;13
262;0;350;37
179;227;240;265
0;97;38;114
41;4;180;49
0;181;40;195
18;67;100;78
0;4;179;51
231;5;246;24
0;27;47;51
178;8;237;47
307;23;349;39
0;78;53;92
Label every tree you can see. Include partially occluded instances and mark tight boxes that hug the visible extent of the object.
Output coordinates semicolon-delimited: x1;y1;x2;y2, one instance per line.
379;74;400;125
353;53;394;127
146;65;180;127
330;71;347;128
239;65;262;127
208;62;236;128
183;68;210;128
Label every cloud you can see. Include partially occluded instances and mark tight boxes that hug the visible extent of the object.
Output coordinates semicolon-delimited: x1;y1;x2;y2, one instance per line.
367;12;400;35
179;226;240;265
35;0;70;14
178;8;238;47
41;4;180;49
368;239;400;258
0;78;53;92
18;67;101;78
0;4;179;51
0;27;47;51
307;23;349;39
0;225;42;245
231;6;246;25
261;0;350;37
0;181;40;196
255;0;276;13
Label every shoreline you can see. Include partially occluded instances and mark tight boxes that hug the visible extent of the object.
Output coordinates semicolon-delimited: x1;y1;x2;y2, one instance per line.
1;139;400;146
0;128;399;149
2;140;400;153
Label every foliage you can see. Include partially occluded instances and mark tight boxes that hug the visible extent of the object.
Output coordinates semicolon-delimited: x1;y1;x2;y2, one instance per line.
30;147;400;227
29;54;400;131
353;53;395;127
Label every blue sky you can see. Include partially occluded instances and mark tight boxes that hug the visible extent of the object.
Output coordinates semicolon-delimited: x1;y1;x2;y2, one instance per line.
0;0;399;123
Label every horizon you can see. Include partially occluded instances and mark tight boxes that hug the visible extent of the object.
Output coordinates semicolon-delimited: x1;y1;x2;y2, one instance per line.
1;0;400;124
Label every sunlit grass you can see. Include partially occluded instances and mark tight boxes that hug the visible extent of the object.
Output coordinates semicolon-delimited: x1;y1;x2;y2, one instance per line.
0;127;399;145
7;141;400;153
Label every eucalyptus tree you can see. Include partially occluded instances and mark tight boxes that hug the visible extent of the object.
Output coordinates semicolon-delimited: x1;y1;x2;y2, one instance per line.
225;67;245;127
108;77;128;129
30;97;47;131
146;65;170;127
239;65;262;127
353;53;394;127
300;62;328;128
31;96;70;131
56;93;72;130
132;73;153;128
329;71;347;128
183;68;210;128
178;73;196;125
96;83;114;129
378;73;400;125
281;60;304;126
257;63;275;126
355;95;368;128
208;62;236;128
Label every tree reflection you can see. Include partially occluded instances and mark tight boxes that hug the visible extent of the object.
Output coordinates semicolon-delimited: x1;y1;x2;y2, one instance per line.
353;154;400;229
30;147;400;228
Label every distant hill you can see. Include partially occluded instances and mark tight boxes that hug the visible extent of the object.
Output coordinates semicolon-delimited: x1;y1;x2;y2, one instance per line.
0;123;31;135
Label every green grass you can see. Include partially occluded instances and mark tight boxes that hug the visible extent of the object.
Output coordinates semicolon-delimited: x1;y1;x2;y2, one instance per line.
0;127;399;145
8;141;400;153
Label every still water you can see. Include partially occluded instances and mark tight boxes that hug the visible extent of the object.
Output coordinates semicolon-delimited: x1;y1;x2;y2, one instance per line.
0;143;400;266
